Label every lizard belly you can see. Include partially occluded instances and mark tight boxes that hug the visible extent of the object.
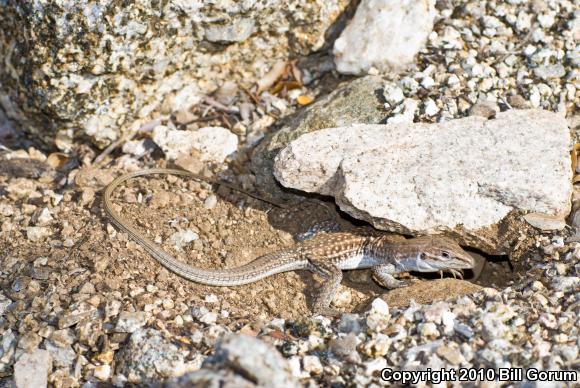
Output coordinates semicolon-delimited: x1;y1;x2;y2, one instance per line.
337;253;379;270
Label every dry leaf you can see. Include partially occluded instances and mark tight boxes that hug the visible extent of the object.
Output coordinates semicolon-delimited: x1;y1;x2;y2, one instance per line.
297;95;314;105
256;60;287;94
47;152;70;170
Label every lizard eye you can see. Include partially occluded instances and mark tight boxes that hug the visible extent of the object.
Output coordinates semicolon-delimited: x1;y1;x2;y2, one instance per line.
420;252;427;260
441;251;450;259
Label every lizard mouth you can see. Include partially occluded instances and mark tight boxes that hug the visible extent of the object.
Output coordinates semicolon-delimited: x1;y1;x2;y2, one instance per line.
417;257;470;277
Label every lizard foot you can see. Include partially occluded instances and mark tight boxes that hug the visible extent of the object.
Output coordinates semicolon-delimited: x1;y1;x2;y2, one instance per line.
374;275;422;289
372;265;423;289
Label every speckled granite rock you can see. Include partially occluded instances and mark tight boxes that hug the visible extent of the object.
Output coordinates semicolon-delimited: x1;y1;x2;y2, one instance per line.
0;0;349;148
167;334;299;388
252;75;388;198
116;328;197;384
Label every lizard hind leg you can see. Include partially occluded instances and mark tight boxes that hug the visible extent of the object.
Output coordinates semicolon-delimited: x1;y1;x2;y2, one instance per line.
308;260;343;317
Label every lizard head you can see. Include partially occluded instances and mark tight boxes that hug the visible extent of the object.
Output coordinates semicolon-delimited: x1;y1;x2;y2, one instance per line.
405;236;475;273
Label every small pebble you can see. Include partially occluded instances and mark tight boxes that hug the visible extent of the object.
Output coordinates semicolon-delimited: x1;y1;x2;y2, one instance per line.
203;194;218;209
199;312;218;325
168;230;199;250
423;99;439;116
115;312;147;333
26;227;51;242
454;323;474;339
418;322;440;338
302;355;323;375
370;298;389;315
93;364;111;381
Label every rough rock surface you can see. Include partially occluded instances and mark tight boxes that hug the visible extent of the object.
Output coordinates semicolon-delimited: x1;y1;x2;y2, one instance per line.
13;349;52;388
116;328;195;384
274;109;572;253
152;125;238;162
252;75;387;198
169;335;299;388
333;0;437;75
167;369;256;388
0;0;349;147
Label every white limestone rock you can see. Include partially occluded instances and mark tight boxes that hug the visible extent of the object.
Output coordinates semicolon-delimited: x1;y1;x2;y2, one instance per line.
115;311;147;333
25;226;52;242
116;328;193;383
168;230;199;251
152;125;238;162
333;0;437;75
14;349;52;388
93;364;111;381
274;110;571;253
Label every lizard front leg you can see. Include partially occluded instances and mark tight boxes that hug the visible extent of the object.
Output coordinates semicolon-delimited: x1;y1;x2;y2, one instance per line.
372;264;416;289
309;260;343;317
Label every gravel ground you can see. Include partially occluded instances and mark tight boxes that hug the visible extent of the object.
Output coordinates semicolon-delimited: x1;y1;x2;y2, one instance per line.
0;0;579;386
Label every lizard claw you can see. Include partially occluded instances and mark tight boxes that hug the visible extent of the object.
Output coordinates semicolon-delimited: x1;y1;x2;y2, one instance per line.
447;269;464;279
437;269;464;280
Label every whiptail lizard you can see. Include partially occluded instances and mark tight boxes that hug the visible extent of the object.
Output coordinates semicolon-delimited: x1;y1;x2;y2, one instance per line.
103;168;475;316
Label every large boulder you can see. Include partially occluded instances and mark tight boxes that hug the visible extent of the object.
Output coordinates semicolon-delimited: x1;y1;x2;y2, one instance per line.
274;109;572;254
0;0;349;148
252;75;388;199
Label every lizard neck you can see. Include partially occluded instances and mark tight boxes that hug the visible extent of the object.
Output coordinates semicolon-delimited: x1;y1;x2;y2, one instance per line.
369;236;426;271
366;235;412;260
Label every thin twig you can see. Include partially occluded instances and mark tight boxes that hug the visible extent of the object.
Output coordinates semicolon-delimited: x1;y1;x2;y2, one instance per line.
93;131;138;166
203;97;239;114
93;118;165;166
240;84;261;105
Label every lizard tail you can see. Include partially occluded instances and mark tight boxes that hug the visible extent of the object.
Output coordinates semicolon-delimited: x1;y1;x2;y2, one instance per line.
103;168;306;286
